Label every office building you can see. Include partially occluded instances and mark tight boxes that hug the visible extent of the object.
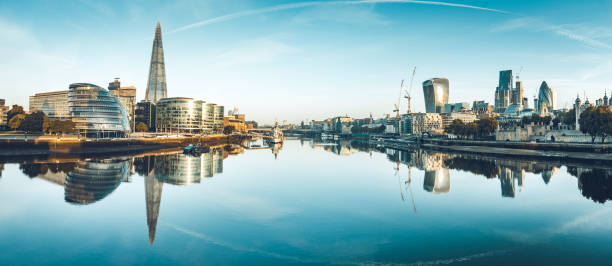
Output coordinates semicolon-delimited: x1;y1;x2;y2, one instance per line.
224;108;247;132
472;100;493;115
136;100;156;131
537;81;555;114
68;83;131;138
494;70;513;112
0;100;8;129
203;103;216;133
443;102;470;114
213;105;224;133
402;113;443;135
423;78;449;113
145;22;167;103
28;90;70;120
440;112;477;128
155;97;204;133
108;79;137;131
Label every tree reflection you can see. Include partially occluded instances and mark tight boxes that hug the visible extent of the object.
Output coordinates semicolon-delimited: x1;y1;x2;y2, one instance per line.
19;163;48;178
443;157;499;179
578;169;612;204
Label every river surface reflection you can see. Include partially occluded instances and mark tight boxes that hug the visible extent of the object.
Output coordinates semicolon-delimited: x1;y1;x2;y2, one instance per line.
0;139;611;265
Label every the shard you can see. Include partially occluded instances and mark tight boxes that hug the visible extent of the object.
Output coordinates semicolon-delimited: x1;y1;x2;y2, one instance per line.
145;22;167;103
145;174;163;245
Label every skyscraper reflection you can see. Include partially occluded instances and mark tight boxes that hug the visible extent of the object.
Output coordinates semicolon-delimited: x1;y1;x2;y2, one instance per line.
144;174;162;245
423;168;450;194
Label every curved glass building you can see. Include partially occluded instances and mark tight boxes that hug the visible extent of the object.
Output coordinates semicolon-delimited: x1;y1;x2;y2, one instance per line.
155;97;204;133
537;81;555;112
423;78;449;113
64;158;129;205
68;83;131;138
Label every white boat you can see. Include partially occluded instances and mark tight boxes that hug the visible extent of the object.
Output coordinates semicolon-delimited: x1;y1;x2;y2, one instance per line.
268;123;284;144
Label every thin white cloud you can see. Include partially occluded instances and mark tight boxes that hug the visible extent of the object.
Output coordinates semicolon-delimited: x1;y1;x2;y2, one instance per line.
213;38;301;68
492;18;612;49
170;0;509;34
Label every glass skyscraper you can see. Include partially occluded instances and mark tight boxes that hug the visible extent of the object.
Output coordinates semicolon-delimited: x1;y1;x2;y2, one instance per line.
145;22;167;104
422;78;449;113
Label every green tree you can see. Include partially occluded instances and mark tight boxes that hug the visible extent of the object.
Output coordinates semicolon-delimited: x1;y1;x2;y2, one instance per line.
135;122;148;132
9;114;25;130
476;117;498;138
60;120;77;134
579;106;612;143
7;105;25;123
223;125;236;135
20;111;49;133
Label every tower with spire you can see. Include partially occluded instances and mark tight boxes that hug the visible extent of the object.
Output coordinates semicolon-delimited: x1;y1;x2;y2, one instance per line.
145;22;167;103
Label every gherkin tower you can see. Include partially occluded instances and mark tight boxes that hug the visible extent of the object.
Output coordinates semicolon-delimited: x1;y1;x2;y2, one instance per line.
145;22;167;103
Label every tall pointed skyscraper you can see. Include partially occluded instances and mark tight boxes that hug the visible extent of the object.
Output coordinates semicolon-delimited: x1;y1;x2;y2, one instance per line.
145;174;163;245
145;22;167;103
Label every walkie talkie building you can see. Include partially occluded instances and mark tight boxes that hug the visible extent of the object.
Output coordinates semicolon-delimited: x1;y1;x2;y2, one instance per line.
422;78;449;113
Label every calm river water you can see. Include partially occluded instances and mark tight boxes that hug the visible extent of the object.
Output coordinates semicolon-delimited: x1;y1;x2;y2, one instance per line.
0;138;611;265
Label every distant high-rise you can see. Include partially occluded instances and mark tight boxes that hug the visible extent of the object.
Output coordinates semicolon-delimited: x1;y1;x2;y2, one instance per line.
145;22;167;103
537;81;555;113
422;78;449;113
494;70;513;112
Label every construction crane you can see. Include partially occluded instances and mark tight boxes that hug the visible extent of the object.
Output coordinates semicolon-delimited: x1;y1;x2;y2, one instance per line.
516;66;523;81
394;80;404;119
404;67;417;113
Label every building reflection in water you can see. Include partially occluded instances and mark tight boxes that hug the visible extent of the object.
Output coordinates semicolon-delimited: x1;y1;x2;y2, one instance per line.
144;174;162;244
64;158;130;204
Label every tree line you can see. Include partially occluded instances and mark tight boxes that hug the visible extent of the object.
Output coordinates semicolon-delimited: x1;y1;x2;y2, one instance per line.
445;117;498;140
5;105;76;135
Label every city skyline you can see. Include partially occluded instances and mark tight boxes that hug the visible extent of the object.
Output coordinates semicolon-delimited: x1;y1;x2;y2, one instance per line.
2;0;612;123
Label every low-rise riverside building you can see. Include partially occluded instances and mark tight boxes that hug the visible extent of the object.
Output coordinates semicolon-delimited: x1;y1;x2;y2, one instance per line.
440;112;477;128
224;108;246;132
402;113;443;135
155;97;204;133
29;90;70;120
0;99;8;129
68;83;131;138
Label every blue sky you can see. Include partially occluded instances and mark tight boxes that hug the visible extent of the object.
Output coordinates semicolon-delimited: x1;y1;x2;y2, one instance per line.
1;0;612;124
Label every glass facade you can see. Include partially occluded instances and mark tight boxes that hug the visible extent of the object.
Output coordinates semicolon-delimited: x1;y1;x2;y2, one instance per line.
213;105;224;133
145;22;167;104
422;78;449;113
29;90;71;120
155;97;204;133
538;81;555;112
203;103;216;133
68;83;131;138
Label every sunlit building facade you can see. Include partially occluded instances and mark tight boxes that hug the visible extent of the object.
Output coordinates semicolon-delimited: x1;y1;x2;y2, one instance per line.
28;90;70;120
423;78;449;113
0;99;8;129
155;97;204;133
108;79;137;131
203;103;216;133
213;105;224;133
68;83;131;138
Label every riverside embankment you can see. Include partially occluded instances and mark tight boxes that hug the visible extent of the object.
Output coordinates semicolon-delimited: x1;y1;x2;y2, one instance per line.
0;134;248;158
